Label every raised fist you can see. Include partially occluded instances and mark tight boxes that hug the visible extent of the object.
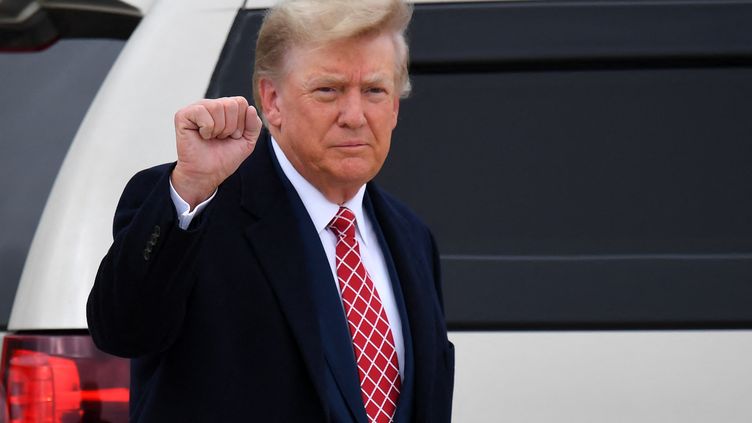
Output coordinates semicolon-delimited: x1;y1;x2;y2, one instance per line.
171;97;262;208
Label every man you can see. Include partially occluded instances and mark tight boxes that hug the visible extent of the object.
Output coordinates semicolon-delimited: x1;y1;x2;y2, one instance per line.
87;0;454;421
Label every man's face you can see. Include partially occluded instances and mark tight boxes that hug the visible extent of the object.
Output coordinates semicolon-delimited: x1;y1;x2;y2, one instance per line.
261;32;400;202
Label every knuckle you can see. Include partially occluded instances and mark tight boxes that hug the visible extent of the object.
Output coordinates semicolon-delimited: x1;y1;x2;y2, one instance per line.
208;103;223;119
235;96;249;108
196;98;215;109
175;105;199;126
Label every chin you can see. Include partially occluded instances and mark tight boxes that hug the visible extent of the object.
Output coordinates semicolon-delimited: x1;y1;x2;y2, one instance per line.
333;173;371;188
332;158;381;180
330;169;376;189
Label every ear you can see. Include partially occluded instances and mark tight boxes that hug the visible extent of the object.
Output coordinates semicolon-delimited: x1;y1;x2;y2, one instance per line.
390;95;400;130
259;78;282;128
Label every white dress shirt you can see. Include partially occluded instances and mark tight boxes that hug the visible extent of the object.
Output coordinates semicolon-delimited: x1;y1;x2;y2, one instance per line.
169;138;405;376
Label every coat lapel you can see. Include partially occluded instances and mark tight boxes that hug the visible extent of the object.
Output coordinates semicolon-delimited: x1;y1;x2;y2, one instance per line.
364;192;416;422
367;185;443;421
238;134;331;417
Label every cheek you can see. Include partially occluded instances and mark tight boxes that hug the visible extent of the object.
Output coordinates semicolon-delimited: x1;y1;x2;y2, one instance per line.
374;112;398;140
380;135;392;157
366;103;397;129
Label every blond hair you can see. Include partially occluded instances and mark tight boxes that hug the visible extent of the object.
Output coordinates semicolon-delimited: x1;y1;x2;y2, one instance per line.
252;0;412;115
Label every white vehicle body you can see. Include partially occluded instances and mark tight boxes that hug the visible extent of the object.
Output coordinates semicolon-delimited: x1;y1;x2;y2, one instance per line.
4;0;752;422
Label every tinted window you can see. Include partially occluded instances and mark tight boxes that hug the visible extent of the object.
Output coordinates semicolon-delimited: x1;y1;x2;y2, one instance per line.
386;67;752;329
0;39;124;329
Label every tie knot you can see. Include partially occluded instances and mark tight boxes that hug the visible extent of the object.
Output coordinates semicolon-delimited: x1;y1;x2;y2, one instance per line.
328;206;356;239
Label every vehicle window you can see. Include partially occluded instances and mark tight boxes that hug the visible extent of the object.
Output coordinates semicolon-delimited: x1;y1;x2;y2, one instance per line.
0;39;125;329
208;2;752;330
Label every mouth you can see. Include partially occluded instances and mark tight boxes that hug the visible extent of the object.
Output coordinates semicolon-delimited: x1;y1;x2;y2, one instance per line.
334;141;368;148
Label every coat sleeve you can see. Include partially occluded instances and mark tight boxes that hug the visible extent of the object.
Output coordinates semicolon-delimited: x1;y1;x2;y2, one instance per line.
87;163;206;358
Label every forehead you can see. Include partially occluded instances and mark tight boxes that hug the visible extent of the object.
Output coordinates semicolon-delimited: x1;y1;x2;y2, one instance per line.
283;33;398;81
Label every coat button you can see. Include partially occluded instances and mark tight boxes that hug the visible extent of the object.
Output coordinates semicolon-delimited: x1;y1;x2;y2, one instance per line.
145;225;160;258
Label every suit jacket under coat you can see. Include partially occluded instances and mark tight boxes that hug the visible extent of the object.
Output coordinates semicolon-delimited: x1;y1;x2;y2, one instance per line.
87;133;455;422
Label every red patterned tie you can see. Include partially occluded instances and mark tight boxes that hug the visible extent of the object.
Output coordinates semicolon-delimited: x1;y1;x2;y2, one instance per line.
328;206;401;423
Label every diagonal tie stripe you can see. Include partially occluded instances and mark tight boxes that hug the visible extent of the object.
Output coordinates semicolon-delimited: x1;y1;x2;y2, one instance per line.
329;207;401;423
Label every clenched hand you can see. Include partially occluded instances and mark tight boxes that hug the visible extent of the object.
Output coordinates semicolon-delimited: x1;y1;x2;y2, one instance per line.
171;97;262;208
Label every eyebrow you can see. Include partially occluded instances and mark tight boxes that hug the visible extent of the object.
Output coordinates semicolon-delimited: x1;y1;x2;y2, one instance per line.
304;75;348;88
304;72;393;88
362;73;392;86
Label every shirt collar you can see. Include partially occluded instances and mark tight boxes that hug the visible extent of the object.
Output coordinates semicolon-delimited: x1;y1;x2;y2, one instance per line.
271;136;369;244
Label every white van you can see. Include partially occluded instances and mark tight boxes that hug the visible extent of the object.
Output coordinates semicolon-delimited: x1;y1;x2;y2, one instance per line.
2;0;752;421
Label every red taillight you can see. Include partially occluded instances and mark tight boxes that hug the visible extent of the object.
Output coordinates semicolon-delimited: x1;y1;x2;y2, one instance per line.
0;334;129;423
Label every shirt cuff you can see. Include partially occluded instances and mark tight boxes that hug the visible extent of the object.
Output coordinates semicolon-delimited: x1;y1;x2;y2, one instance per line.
169;178;217;230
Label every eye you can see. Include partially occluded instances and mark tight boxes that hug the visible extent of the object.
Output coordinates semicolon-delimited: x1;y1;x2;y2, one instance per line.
364;86;390;102
312;86;338;101
366;87;387;95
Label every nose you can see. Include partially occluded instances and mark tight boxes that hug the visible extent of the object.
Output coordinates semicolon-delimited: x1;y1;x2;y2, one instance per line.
337;90;366;129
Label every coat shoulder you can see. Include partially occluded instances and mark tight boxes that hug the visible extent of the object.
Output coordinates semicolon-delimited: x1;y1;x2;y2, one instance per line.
367;184;431;234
